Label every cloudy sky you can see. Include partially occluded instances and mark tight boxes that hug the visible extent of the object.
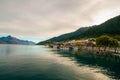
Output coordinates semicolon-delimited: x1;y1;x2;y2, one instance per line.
0;0;120;42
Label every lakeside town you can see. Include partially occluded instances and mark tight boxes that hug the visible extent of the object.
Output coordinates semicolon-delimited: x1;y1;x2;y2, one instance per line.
47;35;120;55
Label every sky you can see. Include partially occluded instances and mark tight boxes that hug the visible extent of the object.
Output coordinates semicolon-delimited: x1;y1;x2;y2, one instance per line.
0;0;120;43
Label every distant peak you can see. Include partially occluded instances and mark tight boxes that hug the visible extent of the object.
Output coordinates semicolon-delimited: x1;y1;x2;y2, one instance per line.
7;35;13;39
7;35;12;37
0;35;35;45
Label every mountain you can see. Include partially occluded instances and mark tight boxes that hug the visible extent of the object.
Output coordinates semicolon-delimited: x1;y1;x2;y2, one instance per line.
38;27;89;44
71;15;120;39
0;35;35;45
38;15;120;44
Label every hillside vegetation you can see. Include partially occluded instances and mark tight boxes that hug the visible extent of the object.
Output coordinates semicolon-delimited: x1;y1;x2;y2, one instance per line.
38;15;120;44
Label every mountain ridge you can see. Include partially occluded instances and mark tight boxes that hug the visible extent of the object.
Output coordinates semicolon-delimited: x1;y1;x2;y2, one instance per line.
71;15;120;39
38;15;120;44
38;27;89;44
0;35;35;45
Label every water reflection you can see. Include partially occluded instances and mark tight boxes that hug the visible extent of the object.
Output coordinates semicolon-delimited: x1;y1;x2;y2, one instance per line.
0;44;13;55
56;49;120;79
0;44;115;80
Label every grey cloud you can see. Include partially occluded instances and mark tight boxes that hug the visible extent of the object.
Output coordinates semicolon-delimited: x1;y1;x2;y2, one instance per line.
0;0;120;42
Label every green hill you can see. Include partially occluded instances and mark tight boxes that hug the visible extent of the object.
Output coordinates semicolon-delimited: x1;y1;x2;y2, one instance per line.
73;15;120;39
38;15;120;44
37;27;89;44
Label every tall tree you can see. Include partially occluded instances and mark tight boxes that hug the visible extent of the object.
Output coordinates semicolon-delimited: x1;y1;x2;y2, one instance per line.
96;35;119;53
114;35;120;41
96;35;111;52
109;38;119;53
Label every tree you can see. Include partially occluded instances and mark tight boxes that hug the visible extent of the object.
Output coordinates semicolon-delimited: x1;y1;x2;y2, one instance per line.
75;42;83;46
75;42;83;50
96;35;119;53
114;35;120;41
96;35;111;52
109;38;119;53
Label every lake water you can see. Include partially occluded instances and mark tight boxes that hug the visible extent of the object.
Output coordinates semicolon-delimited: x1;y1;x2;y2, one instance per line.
0;44;117;80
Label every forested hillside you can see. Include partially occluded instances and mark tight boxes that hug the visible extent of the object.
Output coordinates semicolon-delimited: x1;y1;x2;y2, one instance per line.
38;15;120;44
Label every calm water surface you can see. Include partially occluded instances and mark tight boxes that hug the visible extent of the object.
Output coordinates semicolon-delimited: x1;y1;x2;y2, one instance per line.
0;44;114;80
